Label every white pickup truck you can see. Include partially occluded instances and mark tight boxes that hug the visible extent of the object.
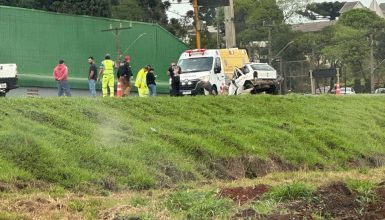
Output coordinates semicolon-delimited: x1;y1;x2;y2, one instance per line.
0;64;18;97
229;63;282;95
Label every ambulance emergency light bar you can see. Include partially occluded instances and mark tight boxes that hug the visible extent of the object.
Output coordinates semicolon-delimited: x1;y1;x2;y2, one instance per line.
186;49;207;56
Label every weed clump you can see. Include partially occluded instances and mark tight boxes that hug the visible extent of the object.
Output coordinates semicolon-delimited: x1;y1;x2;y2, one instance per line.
166;190;234;219
266;182;315;202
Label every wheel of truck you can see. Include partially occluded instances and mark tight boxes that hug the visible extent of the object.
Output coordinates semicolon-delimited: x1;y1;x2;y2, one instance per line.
266;86;278;95
244;81;254;90
0;92;5;97
211;86;218;95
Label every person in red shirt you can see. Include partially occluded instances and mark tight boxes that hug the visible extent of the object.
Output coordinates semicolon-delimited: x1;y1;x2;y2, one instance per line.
53;59;71;97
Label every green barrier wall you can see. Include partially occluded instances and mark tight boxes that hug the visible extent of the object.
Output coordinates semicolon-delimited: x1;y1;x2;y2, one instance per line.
0;6;188;93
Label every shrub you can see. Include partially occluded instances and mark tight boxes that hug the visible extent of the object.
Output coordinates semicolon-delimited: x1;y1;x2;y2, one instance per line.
166;190;234;219
266;182;314;202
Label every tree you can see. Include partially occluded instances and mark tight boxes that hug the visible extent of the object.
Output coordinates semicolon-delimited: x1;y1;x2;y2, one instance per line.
111;0;148;21
305;1;344;20
276;0;311;21
234;0;285;45
339;8;384;30
291;26;334;66
321;9;385;92
0;0;112;17
112;0;169;24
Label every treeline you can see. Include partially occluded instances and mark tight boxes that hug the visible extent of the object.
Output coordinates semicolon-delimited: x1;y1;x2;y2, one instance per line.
0;0;171;23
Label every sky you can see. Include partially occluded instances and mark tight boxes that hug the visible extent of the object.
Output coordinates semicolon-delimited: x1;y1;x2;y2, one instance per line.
166;0;385;19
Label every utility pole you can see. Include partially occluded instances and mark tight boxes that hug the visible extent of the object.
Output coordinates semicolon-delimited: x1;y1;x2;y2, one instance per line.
102;23;132;60
193;0;201;49
263;21;275;65
224;0;236;48
370;34;375;93
268;27;272;65
216;8;220;49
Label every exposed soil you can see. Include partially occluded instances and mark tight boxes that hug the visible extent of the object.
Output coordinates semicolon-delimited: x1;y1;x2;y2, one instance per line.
4;197;81;219
210;154;385;183
218;184;270;205
311;182;360;219
232;209;313;220
232;182;385;220
0;180;48;193
362;186;385;220
210;155;295;180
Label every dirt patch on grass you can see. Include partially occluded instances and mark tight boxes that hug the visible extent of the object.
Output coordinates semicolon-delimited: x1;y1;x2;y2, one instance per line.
362;186;385;219
0;180;48;192
218;184;270;205
274;182;360;219
210;155;295;180
100;205;145;220
232;209;312;220
4;197;80;219
231;182;385;220
313;182;359;218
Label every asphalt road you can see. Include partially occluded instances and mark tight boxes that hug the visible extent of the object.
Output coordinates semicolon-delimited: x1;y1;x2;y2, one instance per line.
6;87;96;97
5;87;146;98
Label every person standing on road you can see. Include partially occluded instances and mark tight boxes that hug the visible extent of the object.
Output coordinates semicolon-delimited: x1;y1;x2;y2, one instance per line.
146;66;157;96
98;54;115;97
167;63;181;96
53;59;71;97
117;55;133;97
135;65;149;97
88;56;97;97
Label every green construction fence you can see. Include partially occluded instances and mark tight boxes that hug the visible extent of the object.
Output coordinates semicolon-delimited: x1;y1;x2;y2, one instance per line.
0;6;188;93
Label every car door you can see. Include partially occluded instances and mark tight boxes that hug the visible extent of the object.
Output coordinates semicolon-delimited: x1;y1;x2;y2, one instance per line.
214;57;225;86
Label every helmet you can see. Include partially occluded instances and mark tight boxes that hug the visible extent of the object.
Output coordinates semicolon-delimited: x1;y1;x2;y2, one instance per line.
105;53;111;59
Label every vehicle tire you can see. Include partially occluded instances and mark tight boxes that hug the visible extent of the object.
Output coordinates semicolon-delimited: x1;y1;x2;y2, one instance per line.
244;81;254;90
0;92;6;97
266;86;278;95
211;85;218;95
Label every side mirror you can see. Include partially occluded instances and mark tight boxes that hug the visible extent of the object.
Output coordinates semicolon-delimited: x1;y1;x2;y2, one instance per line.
214;67;221;74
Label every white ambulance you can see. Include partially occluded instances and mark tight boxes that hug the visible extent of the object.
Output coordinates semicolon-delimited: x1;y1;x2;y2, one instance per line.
0;64;18;97
177;48;249;95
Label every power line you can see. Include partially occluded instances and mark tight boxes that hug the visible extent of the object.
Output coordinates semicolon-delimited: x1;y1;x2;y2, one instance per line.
167;10;189;17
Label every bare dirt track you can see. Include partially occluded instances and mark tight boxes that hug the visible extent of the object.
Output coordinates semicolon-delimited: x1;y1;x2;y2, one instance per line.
218;184;270;205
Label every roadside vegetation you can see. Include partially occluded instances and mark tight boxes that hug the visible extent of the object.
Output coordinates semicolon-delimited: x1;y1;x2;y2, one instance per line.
1;95;385;218
1;167;384;219
1;95;385;191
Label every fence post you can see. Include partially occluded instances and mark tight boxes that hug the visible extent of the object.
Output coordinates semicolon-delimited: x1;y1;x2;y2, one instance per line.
310;70;315;94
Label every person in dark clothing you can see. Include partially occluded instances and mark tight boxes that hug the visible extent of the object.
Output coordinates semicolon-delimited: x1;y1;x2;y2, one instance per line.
117;55;133;96
146;66;156;96
88;56;97;97
167;62;180;96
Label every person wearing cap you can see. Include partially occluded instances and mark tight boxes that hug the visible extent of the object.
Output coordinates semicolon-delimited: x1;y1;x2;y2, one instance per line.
98;54;115;97
117;55;133;96
135;65;149;97
53;59;71;97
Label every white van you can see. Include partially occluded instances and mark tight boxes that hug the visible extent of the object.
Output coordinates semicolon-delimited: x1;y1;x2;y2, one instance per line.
177;49;226;95
0;64;18;97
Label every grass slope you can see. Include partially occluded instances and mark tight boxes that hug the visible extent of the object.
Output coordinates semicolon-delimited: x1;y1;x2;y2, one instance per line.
0;95;385;190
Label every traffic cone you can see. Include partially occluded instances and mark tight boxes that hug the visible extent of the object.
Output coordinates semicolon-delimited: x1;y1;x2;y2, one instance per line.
117;81;122;97
336;83;341;96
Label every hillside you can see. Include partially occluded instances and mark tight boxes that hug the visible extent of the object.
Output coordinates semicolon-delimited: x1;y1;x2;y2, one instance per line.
1;95;385;192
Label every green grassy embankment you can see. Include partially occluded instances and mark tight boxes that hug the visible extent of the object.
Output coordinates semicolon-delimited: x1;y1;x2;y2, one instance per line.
0;95;385;191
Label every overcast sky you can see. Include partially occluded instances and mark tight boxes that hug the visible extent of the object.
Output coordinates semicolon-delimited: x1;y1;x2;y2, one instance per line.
166;0;385;19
